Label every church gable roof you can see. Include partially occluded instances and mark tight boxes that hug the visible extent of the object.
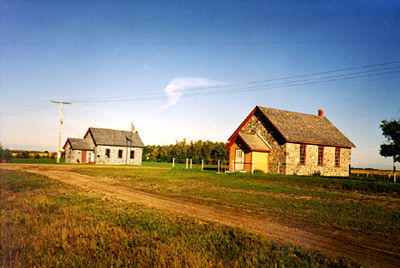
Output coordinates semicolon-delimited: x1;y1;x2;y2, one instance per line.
228;106;355;148
257;106;355;148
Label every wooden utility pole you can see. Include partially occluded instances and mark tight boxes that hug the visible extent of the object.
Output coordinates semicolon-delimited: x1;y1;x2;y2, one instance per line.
51;100;71;163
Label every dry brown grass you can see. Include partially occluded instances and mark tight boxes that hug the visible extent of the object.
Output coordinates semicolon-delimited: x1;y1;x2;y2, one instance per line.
0;169;361;267
352;169;400;176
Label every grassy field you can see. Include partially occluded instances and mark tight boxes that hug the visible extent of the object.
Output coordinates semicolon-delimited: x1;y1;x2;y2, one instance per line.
9;157;65;164
0;169;360;267
73;167;400;244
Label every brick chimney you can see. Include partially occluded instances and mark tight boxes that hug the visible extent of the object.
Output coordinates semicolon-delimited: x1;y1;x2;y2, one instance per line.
318;109;324;117
131;123;138;133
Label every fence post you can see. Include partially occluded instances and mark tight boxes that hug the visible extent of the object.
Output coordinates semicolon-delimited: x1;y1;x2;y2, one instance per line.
201;160;204;171
218;160;220;173
186;159;188;169
190;159;192;169
394;166;397;184
172;158;175;168
348;164;351;178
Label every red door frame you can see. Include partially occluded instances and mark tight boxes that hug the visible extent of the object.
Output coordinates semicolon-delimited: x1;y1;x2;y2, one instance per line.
81;150;86;163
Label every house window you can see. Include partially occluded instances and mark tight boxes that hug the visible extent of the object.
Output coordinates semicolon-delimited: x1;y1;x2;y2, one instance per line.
299;144;306;165
105;149;110;158
130;150;135;159
335;147;341;167
118;149;123;158
317;146;324;166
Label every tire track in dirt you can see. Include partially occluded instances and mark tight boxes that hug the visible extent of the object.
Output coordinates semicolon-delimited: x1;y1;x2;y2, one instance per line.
2;164;400;267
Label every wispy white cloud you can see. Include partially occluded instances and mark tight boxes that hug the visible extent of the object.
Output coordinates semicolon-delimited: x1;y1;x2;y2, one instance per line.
163;77;226;108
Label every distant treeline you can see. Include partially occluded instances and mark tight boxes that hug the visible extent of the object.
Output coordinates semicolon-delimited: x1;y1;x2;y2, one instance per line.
11;150;57;159
143;139;228;164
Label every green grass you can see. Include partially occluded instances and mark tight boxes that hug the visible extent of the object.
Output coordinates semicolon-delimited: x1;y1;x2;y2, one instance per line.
0;169;360;267
10;157;65;164
73;167;400;242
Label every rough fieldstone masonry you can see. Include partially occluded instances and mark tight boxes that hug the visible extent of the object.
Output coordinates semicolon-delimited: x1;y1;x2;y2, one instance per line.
64;127;144;165
226;106;355;177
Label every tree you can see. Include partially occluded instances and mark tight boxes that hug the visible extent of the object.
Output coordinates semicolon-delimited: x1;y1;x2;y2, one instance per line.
21;151;29;158
0;145;12;162
380;119;400;163
142;139;228;164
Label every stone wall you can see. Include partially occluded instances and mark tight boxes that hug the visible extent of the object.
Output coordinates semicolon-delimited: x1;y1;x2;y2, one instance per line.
240;110;286;174
95;145;142;165
285;143;351;177
64;144;94;164
83;132;95;147
64;143;81;163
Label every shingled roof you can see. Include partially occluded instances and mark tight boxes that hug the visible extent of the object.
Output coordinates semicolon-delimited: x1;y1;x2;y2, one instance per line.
87;127;144;148
64;138;94;150
229;106;355;148
238;132;271;151
257;106;355;148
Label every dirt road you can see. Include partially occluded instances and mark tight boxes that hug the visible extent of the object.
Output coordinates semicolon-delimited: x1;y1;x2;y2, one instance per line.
2;164;400;267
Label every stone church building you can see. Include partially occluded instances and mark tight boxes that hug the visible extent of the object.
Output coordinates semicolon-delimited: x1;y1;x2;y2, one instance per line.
63;127;144;165
226;106;355;177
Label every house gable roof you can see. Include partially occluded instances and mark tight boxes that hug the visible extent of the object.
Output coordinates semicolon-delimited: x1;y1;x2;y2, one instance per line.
238;132;271;152
228;106;355;148
88;127;144;148
63;138;94;150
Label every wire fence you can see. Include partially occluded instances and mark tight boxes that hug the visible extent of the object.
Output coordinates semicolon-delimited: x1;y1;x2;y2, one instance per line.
169;158;228;172
167;159;399;183
350;169;399;183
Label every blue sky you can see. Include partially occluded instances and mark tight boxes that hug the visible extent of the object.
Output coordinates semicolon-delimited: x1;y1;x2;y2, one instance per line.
0;0;399;169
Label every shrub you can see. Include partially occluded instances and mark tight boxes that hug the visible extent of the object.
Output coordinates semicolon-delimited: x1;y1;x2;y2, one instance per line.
0;145;12;162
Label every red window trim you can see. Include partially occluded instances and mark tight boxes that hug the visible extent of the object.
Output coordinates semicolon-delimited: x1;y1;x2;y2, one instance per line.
335;147;341;167
299;144;306;165
317;146;324;166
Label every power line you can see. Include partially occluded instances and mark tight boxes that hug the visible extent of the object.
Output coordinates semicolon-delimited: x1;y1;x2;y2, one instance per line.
1;61;399;113
70;64;400;103
0;101;49;115
68;61;400;102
